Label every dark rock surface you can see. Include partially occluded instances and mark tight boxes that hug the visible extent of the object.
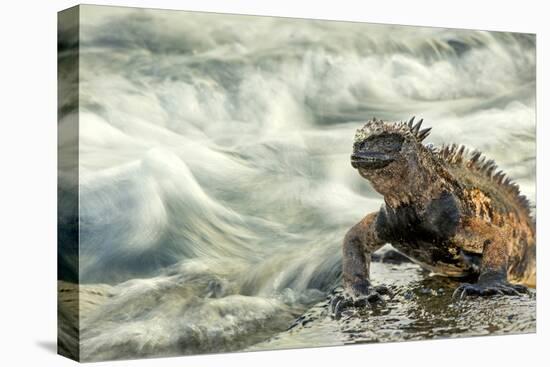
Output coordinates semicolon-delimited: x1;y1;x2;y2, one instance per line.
249;261;536;351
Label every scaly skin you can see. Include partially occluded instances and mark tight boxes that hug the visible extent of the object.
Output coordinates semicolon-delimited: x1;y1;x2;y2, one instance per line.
331;117;535;315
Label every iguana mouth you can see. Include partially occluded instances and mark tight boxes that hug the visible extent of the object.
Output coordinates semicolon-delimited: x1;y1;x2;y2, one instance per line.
350;152;394;169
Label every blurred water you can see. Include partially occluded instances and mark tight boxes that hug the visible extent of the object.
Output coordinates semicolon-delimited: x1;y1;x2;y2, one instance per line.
58;5;536;361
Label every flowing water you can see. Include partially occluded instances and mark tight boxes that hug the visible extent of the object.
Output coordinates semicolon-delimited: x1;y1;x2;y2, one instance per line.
57;5;536;362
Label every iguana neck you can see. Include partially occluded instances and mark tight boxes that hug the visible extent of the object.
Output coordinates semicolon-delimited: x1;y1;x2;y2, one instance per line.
382;177;447;212
379;154;451;212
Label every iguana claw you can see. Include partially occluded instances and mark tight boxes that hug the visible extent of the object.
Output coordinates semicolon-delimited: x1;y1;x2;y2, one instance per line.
329;285;391;319
452;281;528;300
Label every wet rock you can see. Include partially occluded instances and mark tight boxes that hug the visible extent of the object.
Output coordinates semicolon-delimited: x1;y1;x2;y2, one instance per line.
250;262;536;352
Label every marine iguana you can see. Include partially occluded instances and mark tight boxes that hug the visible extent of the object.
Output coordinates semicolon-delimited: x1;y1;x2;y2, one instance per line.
331;117;536;314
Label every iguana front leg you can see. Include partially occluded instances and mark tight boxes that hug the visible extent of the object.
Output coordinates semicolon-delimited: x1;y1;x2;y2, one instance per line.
453;218;528;299
330;212;389;316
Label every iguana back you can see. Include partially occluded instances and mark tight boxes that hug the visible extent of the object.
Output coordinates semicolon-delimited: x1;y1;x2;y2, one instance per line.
437;144;535;286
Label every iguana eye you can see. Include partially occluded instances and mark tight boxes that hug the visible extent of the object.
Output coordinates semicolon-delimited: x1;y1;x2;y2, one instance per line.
382;140;396;149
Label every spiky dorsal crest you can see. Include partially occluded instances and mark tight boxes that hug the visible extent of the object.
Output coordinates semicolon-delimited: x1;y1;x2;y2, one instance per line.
438;143;531;213
407;116;432;142
354;116;432;144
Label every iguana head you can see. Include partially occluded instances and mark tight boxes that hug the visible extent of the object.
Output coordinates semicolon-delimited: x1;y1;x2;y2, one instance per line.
351;117;432;198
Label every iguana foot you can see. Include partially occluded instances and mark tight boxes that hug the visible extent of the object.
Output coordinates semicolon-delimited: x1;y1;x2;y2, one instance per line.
329;284;391;319
452;281;528;300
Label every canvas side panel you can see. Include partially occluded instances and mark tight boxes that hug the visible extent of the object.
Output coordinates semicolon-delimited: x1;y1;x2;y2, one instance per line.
57;5;80;362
